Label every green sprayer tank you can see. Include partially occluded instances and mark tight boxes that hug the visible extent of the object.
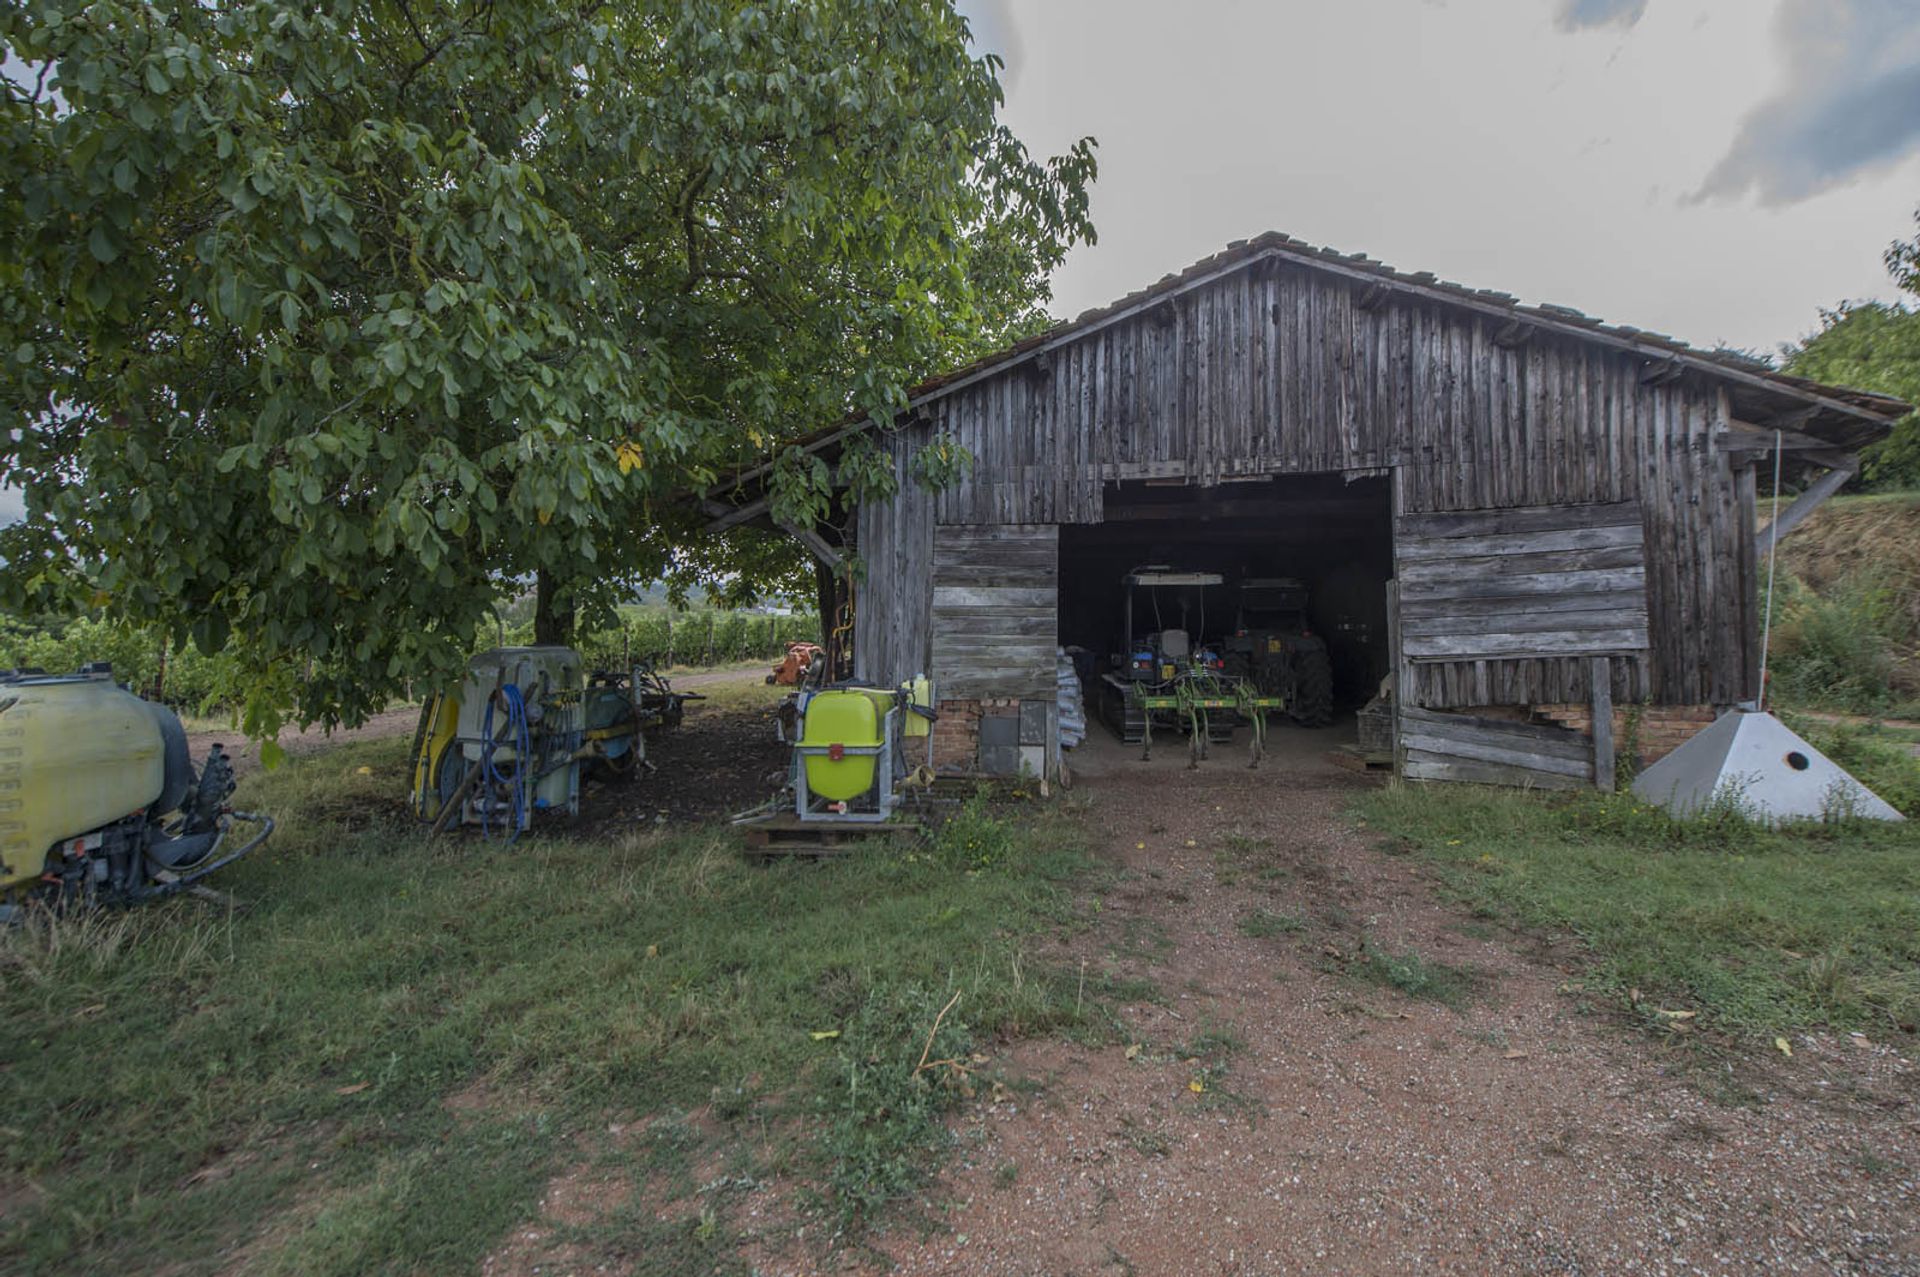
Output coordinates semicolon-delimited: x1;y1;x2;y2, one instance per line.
0;665;270;910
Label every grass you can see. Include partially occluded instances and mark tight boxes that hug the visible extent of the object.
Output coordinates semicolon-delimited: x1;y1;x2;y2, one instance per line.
1235;908;1305;939
1349;939;1477;1009
1788;713;1920;816
0;737;1105;1275
1357;783;1920;1037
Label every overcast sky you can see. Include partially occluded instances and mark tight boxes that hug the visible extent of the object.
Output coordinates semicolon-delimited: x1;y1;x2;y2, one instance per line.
6;1;1917;532
959;0;1920;357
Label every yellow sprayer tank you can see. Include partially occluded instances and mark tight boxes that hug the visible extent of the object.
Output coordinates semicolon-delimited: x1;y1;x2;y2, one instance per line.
799;690;882;801
0;672;167;894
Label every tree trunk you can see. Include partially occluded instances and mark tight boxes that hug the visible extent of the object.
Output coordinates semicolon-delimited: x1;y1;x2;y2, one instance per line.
533;569;575;646
814;559;852;681
814;556;835;650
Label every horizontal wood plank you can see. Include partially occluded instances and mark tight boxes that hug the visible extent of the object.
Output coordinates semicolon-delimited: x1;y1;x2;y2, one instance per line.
1395;501;1641;540
1405;628;1649;659
1399;734;1593;778
1403;755;1589;790
1398;706;1594;750
1397;544;1646;583
932;586;1058;610
1397;567;1646;602
1394;523;1643;563
1397;590;1648;621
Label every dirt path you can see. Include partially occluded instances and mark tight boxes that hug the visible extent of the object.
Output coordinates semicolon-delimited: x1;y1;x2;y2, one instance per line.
871;729;1919;1276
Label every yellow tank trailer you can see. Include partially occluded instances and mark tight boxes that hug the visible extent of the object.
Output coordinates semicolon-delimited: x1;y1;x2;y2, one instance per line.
0;664;272;914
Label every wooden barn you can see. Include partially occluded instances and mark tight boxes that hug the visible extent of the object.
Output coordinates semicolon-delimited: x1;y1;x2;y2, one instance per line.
707;232;1908;789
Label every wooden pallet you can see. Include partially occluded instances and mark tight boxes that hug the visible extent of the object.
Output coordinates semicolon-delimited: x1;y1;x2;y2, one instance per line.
739;814;922;860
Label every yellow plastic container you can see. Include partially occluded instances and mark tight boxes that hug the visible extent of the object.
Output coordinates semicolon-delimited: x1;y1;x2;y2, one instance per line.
0;676;165;893
800;691;881;802
899;675;933;738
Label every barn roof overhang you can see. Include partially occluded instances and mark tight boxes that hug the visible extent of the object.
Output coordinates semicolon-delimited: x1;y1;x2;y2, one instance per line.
702;231;1911;525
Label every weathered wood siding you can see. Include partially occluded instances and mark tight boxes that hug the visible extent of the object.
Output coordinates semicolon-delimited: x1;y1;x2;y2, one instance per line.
1395;500;1651;661
852;430;933;688
1399;707;1594;790
929;524;1058;698
858;253;1758;709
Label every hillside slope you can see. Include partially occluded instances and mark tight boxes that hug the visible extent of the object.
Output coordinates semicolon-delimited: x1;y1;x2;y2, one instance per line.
1765;492;1920;711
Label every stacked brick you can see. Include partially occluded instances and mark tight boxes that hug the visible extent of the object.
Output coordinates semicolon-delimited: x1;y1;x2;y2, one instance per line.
930;699;981;771
1534;704;1717;766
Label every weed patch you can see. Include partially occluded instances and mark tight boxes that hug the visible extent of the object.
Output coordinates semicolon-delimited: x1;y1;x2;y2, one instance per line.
1236;908;1305;939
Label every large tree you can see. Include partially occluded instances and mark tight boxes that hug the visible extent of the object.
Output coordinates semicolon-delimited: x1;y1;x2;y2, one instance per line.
0;0;1094;736
1786;208;1920;489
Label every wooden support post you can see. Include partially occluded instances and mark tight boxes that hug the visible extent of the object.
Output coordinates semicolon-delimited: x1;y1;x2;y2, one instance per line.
1590;656;1615;792
1385;579;1404;773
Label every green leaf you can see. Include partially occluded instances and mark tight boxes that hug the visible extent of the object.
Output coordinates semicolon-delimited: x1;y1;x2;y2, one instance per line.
87;224;118;264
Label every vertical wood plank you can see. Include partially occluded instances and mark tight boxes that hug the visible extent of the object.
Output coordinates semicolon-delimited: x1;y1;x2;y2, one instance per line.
1591;655;1615;791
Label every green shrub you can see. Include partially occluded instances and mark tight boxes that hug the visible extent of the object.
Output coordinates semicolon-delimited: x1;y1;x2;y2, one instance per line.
1767;569;1913;713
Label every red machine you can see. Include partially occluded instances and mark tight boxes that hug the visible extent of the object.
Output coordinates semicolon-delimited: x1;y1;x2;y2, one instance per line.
766;641;825;687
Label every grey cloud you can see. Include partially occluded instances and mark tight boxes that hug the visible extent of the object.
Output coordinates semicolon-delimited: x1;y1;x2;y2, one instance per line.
1554;0;1648;31
1701;0;1920;204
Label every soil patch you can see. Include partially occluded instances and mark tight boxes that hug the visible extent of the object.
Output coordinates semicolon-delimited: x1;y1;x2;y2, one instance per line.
859;726;1920;1275
576;677;789;832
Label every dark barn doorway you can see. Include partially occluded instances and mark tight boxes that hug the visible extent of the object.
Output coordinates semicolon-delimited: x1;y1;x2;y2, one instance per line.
1057;473;1394;732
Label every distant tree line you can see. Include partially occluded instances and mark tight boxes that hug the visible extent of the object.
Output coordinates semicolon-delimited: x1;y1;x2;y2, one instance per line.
0;605;819;714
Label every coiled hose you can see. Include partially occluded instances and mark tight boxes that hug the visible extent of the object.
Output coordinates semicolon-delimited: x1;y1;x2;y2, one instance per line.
479;683;531;841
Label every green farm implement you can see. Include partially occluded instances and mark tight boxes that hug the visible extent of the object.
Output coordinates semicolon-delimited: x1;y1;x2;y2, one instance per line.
1095;569;1284;768
1133;666;1284;768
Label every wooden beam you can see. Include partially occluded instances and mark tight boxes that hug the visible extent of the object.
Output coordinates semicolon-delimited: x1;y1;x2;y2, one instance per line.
1492;319;1532;349
1639;357;1686;387
704;493;771;532
1717;423;1833;455
1754;456;1857;559
778;518;843;570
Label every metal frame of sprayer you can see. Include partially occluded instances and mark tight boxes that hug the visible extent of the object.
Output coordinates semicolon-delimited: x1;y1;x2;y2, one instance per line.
788;681;937;823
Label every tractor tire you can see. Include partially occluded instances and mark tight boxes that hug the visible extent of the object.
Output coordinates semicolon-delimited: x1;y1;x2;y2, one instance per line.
1290;646;1335;728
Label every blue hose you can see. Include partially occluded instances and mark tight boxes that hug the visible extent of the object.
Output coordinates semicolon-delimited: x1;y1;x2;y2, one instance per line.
479;683;532;841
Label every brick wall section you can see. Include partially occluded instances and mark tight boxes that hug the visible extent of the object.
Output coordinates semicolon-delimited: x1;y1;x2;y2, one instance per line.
1534;704;1717;767
931;699;981;772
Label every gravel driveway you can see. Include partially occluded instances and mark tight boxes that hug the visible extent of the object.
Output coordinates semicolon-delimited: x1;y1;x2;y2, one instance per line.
874;727;1919;1276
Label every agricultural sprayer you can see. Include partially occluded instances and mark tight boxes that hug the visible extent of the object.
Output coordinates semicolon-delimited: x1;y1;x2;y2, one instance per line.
411;647;698;835
0;664;273;916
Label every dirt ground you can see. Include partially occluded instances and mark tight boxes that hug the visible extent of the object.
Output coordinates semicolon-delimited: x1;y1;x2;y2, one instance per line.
852;725;1919;1277
185;667;789;822
577;673;790;829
